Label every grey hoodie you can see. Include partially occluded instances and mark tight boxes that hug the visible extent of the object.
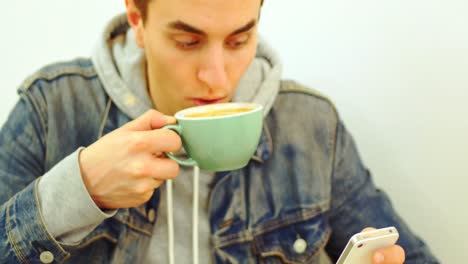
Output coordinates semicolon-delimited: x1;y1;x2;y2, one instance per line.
38;13;283;263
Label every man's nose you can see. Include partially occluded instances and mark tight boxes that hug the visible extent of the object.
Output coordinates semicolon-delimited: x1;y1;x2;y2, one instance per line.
197;46;229;93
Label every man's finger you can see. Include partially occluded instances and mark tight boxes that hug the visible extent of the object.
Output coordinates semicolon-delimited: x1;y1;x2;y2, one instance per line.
141;129;182;153
361;227;376;232
122;109;176;131
373;245;405;264
149;178;165;190
150;157;180;180
130;157;179;181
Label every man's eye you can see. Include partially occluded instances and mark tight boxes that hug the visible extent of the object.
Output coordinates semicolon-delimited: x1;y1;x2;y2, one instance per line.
176;40;200;50
173;34;201;50
226;35;250;49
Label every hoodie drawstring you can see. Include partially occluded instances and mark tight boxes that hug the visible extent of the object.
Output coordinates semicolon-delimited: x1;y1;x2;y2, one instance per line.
167;179;174;264
193;166;200;264
167;166;200;264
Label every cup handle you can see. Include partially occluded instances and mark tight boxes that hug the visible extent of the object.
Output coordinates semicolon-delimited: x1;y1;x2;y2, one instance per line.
162;124;198;167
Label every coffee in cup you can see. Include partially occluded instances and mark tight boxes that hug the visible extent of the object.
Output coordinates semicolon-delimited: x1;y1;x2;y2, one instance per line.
184;107;254;118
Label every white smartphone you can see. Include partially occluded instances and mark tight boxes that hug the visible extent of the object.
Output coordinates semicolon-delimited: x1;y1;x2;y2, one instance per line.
336;226;399;264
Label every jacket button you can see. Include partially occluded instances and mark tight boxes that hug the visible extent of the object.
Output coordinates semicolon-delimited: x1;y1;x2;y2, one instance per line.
293;238;307;254
148;208;156;222
39;251;54;263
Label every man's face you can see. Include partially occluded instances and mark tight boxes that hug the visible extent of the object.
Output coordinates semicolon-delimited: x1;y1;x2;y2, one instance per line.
128;0;261;115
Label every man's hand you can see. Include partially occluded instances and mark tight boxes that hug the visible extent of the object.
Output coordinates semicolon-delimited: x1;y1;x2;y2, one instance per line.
362;227;406;264
79;109;181;209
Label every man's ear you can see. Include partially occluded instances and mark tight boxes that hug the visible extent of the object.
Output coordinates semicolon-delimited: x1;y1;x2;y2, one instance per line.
125;0;145;48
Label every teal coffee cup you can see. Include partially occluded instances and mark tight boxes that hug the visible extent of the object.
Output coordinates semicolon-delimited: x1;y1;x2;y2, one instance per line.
164;102;263;171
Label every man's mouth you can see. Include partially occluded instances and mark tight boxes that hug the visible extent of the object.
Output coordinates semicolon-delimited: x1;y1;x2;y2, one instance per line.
190;97;227;106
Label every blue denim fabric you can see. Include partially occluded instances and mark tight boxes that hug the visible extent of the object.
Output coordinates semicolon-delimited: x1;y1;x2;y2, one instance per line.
0;59;438;263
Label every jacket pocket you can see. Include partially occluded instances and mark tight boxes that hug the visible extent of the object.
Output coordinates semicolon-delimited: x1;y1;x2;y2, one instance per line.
252;214;330;263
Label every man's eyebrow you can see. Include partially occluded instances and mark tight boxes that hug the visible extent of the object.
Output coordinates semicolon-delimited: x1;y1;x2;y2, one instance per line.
167;19;257;36
168;20;205;35
230;19;257;36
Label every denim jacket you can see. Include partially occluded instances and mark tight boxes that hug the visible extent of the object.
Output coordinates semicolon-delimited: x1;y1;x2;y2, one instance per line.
0;58;438;263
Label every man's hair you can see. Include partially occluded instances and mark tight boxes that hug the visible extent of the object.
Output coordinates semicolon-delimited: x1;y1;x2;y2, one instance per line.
134;0;264;22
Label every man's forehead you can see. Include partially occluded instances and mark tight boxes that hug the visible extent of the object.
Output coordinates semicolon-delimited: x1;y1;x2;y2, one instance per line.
149;0;261;34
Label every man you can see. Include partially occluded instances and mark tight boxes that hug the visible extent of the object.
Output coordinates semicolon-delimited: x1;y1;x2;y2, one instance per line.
0;0;438;263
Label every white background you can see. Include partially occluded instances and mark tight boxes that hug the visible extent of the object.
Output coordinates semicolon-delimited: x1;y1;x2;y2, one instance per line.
2;1;466;262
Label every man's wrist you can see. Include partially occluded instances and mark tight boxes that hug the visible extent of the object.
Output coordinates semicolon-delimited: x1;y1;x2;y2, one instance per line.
37;148;116;243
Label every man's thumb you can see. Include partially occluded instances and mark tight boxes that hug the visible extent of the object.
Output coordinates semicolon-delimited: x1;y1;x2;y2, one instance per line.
122;110;176;131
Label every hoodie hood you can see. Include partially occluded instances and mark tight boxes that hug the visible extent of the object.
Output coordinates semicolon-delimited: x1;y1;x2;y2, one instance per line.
92;14;282;119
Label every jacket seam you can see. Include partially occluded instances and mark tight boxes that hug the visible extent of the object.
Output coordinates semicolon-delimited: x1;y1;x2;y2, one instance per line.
255;208;328;236
75;233;118;249
208;171;234;227
251;124;273;163
328;121;357;215
263;122;274;158
113;218;152;236
329;113;339;212
23;92;47;143
22;91;49;169
22;66;97;90
279;80;338;115
6;200;28;264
